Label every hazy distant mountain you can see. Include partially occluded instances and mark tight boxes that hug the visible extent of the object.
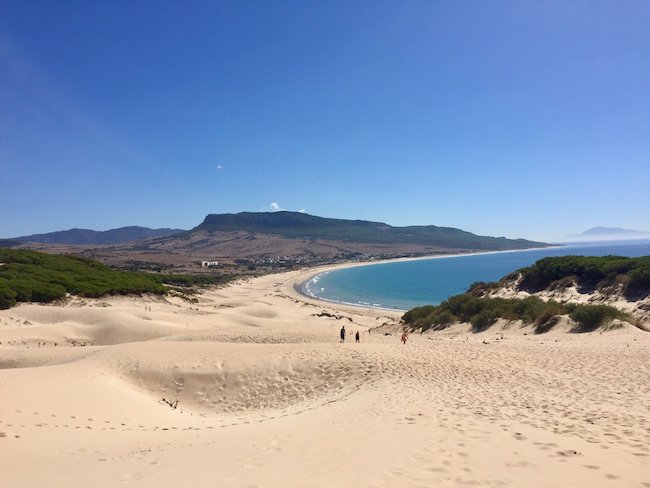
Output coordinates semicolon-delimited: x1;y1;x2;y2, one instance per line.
580;226;647;236
13;226;185;245
194;211;547;250
563;226;650;242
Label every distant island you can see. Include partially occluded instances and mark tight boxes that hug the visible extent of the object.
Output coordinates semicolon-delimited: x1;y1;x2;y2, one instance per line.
567;226;650;241
582;226;645;235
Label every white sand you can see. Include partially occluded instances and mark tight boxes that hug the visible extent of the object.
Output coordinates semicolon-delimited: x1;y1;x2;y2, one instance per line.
1;268;649;487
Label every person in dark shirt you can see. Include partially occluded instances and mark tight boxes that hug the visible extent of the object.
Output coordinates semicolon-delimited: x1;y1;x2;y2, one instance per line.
340;325;346;343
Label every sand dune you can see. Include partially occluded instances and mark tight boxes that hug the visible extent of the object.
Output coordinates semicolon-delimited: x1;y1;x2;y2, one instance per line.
1;267;649;487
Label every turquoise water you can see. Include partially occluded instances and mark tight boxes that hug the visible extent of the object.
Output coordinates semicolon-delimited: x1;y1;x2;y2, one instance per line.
302;240;650;311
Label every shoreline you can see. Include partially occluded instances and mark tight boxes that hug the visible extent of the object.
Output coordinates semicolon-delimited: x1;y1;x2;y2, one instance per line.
292;245;557;313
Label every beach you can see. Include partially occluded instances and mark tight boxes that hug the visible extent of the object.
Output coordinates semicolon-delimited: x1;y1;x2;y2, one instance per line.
1;267;649;487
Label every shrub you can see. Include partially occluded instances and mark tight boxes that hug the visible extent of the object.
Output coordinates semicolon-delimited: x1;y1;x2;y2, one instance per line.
624;265;650;299
0;281;17;309
402;305;437;324
569;304;626;332
470;308;499;332
435;310;455;326
31;283;66;303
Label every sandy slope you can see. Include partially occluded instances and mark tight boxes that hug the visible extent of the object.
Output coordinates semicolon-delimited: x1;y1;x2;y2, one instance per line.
1;268;649;487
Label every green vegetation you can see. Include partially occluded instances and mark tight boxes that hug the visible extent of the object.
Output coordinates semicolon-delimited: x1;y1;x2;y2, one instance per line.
402;255;650;334
402;295;630;333
517;255;650;298
195;211;547;250
0;249;232;310
568;304;629;332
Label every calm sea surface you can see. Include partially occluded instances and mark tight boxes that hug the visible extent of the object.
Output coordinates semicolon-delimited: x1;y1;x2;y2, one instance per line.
302;240;650;311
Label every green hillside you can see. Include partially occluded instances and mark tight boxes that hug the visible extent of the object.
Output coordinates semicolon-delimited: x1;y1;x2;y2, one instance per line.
194;211;547;250
0;249;231;309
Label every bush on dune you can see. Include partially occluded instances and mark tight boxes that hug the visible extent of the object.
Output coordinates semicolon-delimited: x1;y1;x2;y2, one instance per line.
517;255;650;298
625;265;650;298
569;304;628;332
402;295;630;334
0;280;17;309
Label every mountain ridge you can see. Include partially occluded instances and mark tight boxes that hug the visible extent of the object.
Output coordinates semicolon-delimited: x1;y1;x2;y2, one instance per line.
194;211;547;250
13;226;185;245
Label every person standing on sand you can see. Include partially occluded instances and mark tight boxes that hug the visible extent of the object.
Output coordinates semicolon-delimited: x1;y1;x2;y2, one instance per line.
355;331;360;343
340;325;346;343
401;331;408;345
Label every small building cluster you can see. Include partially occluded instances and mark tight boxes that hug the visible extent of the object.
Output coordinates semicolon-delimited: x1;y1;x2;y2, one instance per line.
201;260;219;268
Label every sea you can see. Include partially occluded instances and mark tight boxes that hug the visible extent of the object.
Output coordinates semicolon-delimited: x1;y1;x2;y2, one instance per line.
301;240;650;312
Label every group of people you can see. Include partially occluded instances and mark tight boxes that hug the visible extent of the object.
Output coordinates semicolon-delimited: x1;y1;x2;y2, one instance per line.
339;325;408;344
339;325;360;343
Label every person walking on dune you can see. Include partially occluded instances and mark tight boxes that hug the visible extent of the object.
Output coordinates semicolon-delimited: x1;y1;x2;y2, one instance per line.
401;331;408;345
355;330;360;343
340;325;346;343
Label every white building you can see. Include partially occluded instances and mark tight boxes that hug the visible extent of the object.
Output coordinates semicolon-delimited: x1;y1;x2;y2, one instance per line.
201;260;219;267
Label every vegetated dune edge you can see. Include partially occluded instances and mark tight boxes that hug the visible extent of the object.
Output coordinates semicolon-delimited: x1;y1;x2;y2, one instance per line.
0;266;648;488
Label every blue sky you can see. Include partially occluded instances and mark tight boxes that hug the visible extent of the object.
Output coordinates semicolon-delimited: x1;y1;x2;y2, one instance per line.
1;1;648;241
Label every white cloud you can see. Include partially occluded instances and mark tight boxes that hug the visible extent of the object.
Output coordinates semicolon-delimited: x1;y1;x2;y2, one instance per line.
260;202;304;212
216;165;223;170
260;202;286;212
